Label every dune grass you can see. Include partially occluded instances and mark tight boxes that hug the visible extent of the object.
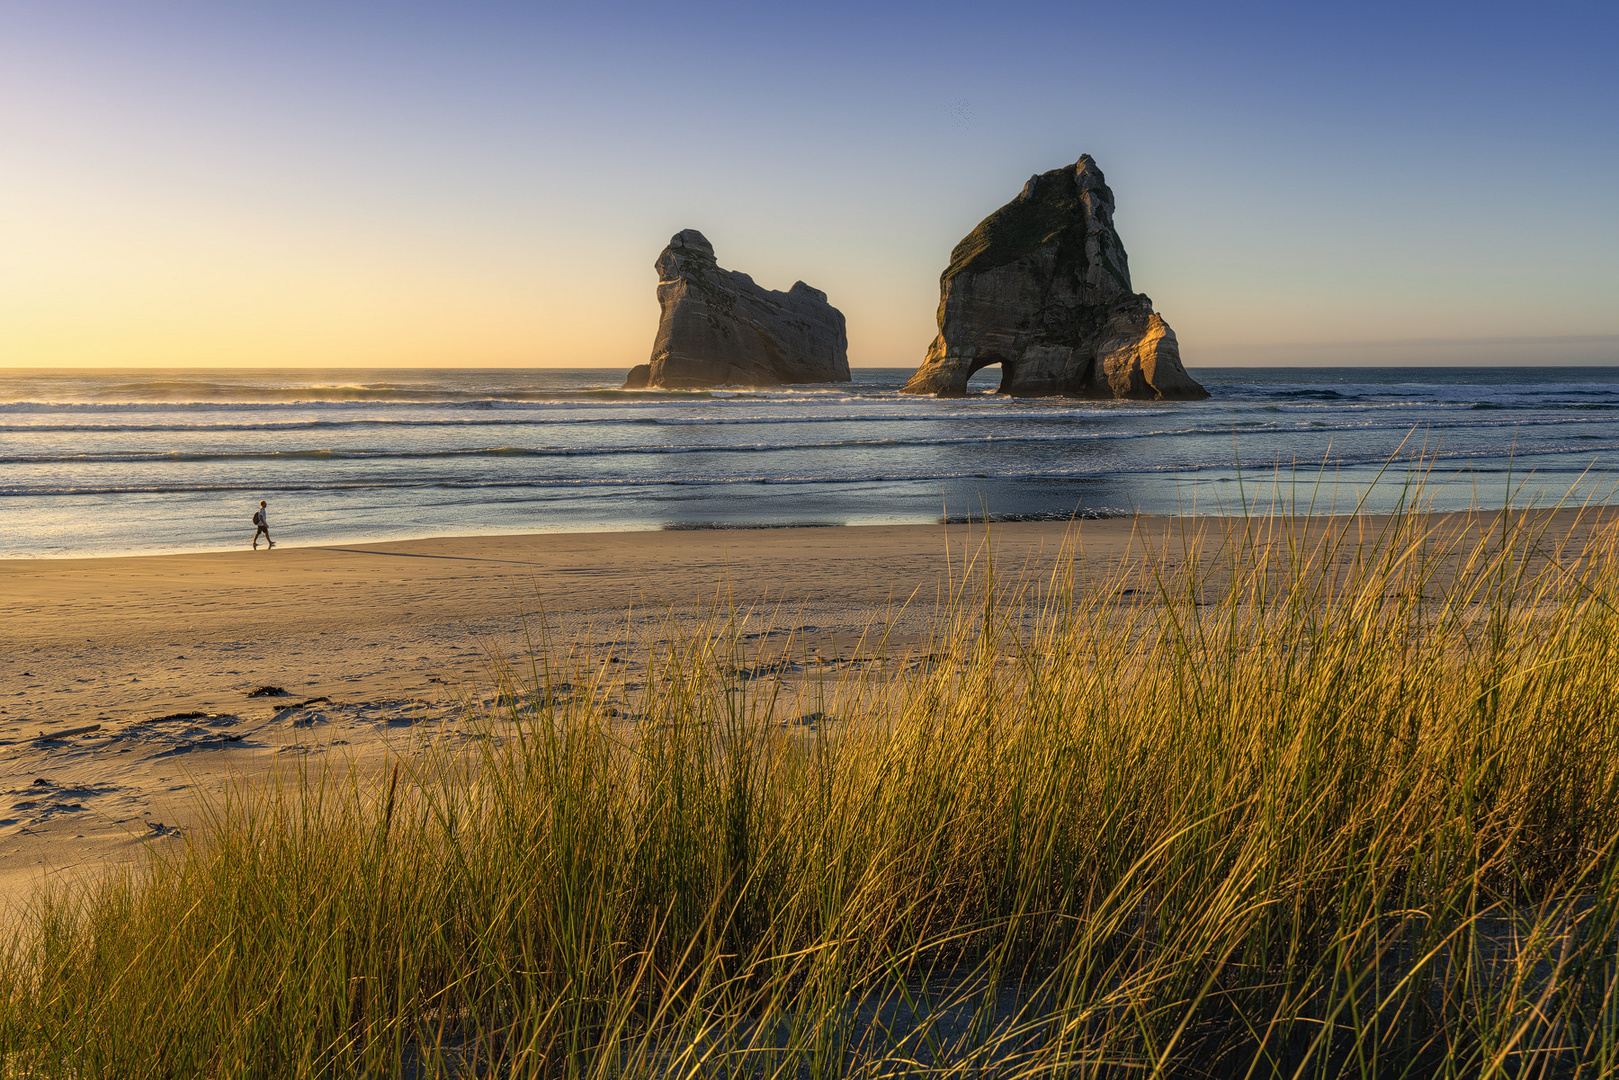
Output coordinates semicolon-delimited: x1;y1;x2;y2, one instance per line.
5;502;1619;1077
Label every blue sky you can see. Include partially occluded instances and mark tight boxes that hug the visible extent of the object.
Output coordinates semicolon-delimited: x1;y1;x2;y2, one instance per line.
2;0;1615;367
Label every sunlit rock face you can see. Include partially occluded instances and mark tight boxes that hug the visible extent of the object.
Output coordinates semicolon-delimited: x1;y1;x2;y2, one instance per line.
902;155;1207;400
625;230;849;389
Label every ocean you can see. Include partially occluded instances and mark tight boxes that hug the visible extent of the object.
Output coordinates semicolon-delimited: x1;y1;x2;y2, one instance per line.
3;365;1619;558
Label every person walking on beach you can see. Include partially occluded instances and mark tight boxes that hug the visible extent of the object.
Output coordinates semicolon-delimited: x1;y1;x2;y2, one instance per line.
252;500;275;549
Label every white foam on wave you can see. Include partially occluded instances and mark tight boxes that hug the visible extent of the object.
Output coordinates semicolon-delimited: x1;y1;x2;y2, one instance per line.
6;365;1619;554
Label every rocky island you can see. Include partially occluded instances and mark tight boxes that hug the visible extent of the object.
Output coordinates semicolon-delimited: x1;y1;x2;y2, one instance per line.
624;230;849;389
903;155;1207;400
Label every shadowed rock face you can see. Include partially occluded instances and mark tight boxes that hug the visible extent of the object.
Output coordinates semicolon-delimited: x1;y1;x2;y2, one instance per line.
902;156;1207;400
624;230;850;389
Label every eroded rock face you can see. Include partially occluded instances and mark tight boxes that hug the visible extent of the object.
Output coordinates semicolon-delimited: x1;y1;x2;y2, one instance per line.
626;230;849;389
902;156;1207;400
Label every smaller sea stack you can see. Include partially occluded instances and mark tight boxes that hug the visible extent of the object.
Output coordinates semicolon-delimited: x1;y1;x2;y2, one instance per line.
625;230;849;390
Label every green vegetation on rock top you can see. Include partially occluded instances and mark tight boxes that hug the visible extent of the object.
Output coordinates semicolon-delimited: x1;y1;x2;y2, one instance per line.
945;167;1088;280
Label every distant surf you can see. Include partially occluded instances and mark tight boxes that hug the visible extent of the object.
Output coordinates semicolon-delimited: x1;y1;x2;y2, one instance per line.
3;365;1618;558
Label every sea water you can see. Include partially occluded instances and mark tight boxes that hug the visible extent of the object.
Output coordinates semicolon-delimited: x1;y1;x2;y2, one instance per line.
3;365;1619;558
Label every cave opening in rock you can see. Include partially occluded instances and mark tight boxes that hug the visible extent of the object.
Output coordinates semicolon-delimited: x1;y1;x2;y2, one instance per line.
965;359;1014;395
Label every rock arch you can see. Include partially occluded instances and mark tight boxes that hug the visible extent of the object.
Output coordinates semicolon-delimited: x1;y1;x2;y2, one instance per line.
902;155;1207;401
964;356;1017;394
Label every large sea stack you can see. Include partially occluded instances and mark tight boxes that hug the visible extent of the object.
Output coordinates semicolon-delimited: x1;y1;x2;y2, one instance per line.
624;230;849;389
903;155;1207;400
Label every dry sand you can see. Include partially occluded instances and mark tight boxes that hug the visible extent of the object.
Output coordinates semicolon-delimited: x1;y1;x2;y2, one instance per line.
0;520;1091;904
1;511;1606;905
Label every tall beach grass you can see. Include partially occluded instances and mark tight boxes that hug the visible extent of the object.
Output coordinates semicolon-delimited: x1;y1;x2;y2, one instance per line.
5;499;1619;1077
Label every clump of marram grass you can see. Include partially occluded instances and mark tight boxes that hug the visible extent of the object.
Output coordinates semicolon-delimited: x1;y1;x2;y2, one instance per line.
7;502;1619;1078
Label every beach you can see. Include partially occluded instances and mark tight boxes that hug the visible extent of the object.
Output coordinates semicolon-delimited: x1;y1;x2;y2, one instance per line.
2;519;1100;902
5;509;1613;906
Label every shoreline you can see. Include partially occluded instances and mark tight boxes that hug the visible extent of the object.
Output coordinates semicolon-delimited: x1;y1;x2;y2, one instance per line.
0;511;1142;564
9;364;1619;565
0;499;1586;565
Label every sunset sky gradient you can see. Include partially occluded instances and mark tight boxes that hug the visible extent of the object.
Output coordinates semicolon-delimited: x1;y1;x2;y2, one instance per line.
2;1;1615;369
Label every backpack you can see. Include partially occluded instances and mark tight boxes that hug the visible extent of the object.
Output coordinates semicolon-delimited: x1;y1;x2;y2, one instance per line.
252;511;262;526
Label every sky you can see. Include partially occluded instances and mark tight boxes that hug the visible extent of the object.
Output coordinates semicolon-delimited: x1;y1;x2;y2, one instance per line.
1;0;1615;370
